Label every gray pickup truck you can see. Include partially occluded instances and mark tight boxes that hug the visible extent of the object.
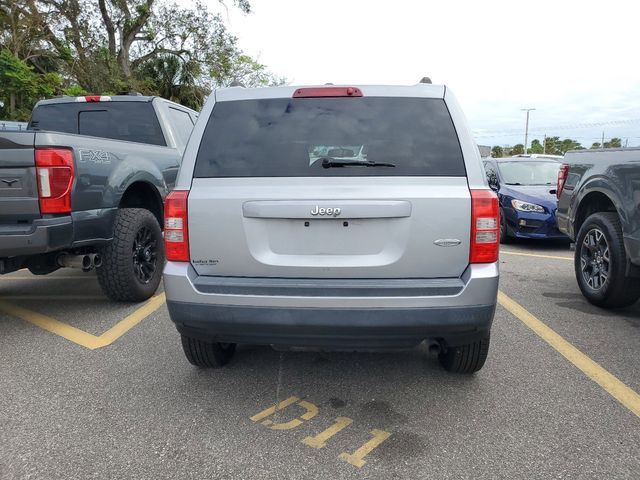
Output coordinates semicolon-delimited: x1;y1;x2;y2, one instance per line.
557;148;640;308
0;95;197;301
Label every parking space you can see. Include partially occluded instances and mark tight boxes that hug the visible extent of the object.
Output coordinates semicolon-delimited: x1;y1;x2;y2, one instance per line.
1;245;639;479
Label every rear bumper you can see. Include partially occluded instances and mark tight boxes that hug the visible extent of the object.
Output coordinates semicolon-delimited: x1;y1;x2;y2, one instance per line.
163;262;499;348
0;208;117;260
0;216;73;257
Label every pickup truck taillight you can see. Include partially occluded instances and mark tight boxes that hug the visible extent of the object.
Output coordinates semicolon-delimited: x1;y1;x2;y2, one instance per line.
557;163;569;199
470;189;499;263
35;148;75;214
164;190;190;262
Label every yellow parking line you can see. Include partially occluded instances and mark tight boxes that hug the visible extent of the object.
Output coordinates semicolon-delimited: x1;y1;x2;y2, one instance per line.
0;275;92;280
501;250;573;261
99;293;166;344
0;293;166;350
0;299;104;348
1;295;105;300
498;291;640;418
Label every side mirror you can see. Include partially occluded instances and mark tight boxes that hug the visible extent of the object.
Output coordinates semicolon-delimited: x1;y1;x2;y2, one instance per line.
489;181;499;191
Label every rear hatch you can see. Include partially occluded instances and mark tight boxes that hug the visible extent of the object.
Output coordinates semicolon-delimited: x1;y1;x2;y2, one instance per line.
188;93;471;279
0;132;39;225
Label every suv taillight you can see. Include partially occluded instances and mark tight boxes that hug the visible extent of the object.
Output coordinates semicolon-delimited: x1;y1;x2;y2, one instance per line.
35;148;75;214
557;163;569;199
470;189;499;264
164;190;190;262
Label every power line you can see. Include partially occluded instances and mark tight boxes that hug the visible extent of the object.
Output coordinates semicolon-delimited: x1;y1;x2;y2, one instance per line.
473;117;640;137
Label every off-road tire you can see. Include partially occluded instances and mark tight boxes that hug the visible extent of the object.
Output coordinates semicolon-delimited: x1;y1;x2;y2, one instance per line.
97;208;164;302
181;335;236;368
439;335;490;374
574;212;640;308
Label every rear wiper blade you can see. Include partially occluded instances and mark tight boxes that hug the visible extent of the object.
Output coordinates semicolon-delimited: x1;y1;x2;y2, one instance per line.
504;182;522;185
321;157;395;168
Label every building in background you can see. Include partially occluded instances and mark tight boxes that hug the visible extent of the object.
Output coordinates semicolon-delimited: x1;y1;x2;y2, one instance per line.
0;121;28;131
477;145;492;159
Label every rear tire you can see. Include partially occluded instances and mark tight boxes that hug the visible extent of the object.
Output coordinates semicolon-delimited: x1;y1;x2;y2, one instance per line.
439;335;490;374
97;208;164;302
499;208;511;244
181;335;236;368
574;212;640;308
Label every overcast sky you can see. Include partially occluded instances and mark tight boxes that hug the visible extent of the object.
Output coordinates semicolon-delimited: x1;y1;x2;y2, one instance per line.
207;0;640;147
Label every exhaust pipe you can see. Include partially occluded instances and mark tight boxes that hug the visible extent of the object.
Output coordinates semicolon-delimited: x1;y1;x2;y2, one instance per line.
57;253;101;272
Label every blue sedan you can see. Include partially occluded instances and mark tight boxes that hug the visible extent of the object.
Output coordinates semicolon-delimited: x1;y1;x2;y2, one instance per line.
483;157;569;242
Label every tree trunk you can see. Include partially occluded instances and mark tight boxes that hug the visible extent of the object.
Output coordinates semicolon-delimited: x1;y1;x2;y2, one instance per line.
9;93;16;118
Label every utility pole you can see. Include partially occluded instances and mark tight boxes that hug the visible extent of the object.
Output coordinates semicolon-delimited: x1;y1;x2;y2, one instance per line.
625;138;628;148
521;108;535;154
543;134;546;154
601;131;605;148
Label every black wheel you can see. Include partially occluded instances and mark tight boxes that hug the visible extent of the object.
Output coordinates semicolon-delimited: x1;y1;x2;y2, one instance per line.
181;335;236;368
499;208;511;244
574;212;640;308
96;208;164;302
438;335;490;374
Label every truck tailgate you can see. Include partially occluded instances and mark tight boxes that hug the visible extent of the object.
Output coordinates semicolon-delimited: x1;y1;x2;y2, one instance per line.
0;132;39;224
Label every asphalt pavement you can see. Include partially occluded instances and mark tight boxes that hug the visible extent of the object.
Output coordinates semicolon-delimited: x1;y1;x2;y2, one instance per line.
1;241;639;479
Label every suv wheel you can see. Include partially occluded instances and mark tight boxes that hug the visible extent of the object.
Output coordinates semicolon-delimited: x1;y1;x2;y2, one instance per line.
575;212;640;308
181;335;236;367
438;335;490;374
97;208;164;302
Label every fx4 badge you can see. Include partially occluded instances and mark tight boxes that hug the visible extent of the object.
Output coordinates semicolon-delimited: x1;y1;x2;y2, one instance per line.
79;149;111;165
310;205;341;217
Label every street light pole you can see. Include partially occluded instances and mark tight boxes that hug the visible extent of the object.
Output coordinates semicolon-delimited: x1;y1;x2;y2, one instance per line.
521;108;535;154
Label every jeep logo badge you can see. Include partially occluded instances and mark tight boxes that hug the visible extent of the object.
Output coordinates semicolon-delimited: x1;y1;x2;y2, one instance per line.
310;205;341;217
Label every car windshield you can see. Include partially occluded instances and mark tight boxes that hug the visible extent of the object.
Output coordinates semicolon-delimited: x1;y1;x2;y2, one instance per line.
497;161;560;185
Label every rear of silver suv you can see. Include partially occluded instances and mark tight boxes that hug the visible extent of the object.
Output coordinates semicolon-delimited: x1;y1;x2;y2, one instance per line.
163;84;499;373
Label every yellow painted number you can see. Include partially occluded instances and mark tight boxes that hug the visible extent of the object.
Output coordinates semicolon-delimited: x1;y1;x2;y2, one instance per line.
250;396;319;430
302;416;353;449
339;429;391;468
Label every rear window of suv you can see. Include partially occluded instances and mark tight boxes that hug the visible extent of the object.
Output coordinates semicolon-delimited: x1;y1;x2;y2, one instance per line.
194;97;465;177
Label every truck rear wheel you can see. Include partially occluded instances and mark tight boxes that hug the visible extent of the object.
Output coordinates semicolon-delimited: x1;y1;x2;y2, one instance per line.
181;335;236;368
438;335;490;374
97;208;164;302
574;212;640;308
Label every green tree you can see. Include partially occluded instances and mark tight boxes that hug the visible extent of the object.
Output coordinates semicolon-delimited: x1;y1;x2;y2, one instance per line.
590;142;602;149
558;138;583;154
0;50;61;120
491;145;503;158
544;136;560;155
3;0;281;113
510;144;525;155
604;138;622;148
528;139;544;154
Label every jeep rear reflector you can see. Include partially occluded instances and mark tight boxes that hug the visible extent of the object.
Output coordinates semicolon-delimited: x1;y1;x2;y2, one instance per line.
292;87;363;98
164;190;190;262
470;189;499;263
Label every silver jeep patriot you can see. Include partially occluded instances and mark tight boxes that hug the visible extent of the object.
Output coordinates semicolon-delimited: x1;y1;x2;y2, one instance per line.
163;83;499;373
